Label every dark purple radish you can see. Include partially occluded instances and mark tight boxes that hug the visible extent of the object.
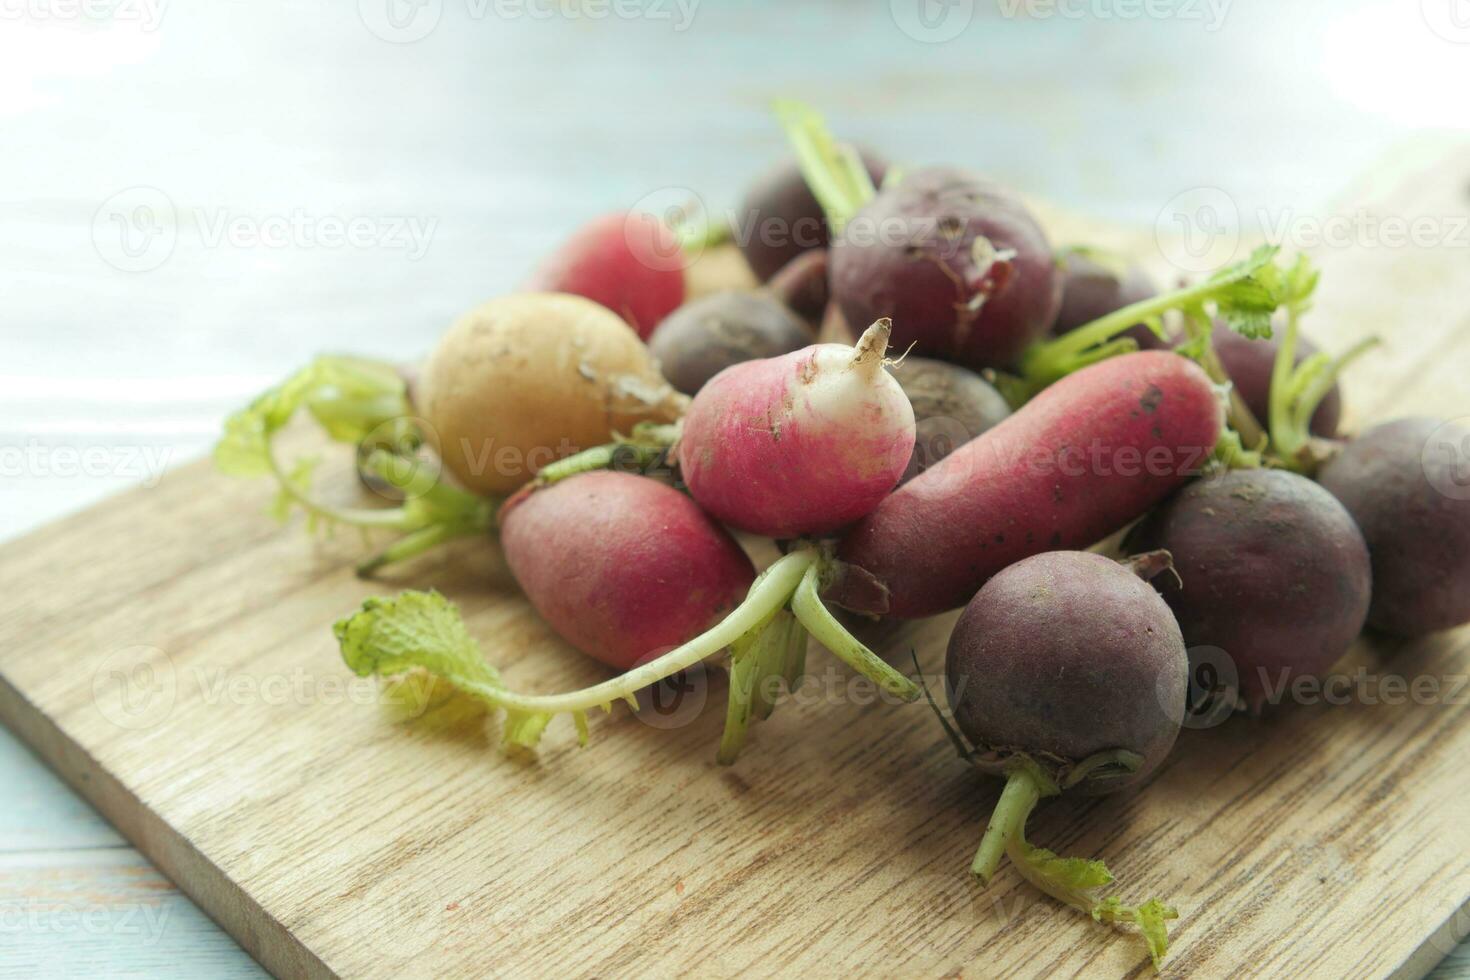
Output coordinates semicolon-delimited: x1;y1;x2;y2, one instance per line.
1124;469;1371;710
889;356;1010;482
776;101;1059;370
1214;326;1341;438
831;167;1060;370
649;290;814;395
1052;251;1167;352
1318;417;1470;635
943;550;1186;967
735;150;886;282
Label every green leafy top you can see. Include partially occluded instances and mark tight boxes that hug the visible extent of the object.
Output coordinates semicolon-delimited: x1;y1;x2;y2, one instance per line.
1012;838;1178;970
215;356;494;573
969;763;1179;970
1263;254;1378;473
1012;245;1287;400
332;551;829;754
333;548;919;764
772;98;876;233
216;356;410;478
335;589;565;749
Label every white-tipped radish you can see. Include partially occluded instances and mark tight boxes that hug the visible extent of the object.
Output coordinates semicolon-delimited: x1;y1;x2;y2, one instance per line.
677;318;916;538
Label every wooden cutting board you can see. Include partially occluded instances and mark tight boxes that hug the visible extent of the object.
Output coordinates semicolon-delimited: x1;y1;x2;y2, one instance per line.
3;145;1469;980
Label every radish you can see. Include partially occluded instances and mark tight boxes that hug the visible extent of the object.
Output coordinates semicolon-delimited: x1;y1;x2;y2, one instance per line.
735;149;886;282
420;293;683;496
890;356;1011;483
649;289;814;395
647;250;827;396
1124;469;1371;710
522;211;686;338
526;318;920;757
676;318;916;538
941;550;1187;967
1319;417;1470;636
499;472;755;671
763;247;830;324
778;101;1058;371
830;350;1224;619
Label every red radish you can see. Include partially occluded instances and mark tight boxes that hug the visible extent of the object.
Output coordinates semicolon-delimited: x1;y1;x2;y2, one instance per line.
499;471;755;670
678;318;916;538
522;211;686;338
831;351;1224;619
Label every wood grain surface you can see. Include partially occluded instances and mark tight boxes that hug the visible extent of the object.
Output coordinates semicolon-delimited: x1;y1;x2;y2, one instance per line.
4;145;1470;980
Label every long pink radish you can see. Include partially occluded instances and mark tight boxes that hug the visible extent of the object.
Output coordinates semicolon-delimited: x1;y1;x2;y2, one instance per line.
831;351;1225;618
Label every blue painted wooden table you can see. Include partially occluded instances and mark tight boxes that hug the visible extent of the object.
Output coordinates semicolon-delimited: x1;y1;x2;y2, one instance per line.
2;0;1467;974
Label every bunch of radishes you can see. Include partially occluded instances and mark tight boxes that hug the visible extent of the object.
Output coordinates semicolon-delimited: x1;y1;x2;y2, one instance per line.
216;101;1470;969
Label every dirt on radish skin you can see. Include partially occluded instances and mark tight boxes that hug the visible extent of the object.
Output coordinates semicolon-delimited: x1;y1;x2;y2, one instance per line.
948;551;1188;794
677;319;915;538
500;471;755;671
1318;417;1470;635
832;351;1223;619
1124;468;1371;709
830;167;1060;370
522;211;686;338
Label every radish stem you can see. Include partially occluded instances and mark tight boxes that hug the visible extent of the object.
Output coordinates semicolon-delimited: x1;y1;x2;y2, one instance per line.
773;98;875;232
972;766;1047;881
792;563;920;701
